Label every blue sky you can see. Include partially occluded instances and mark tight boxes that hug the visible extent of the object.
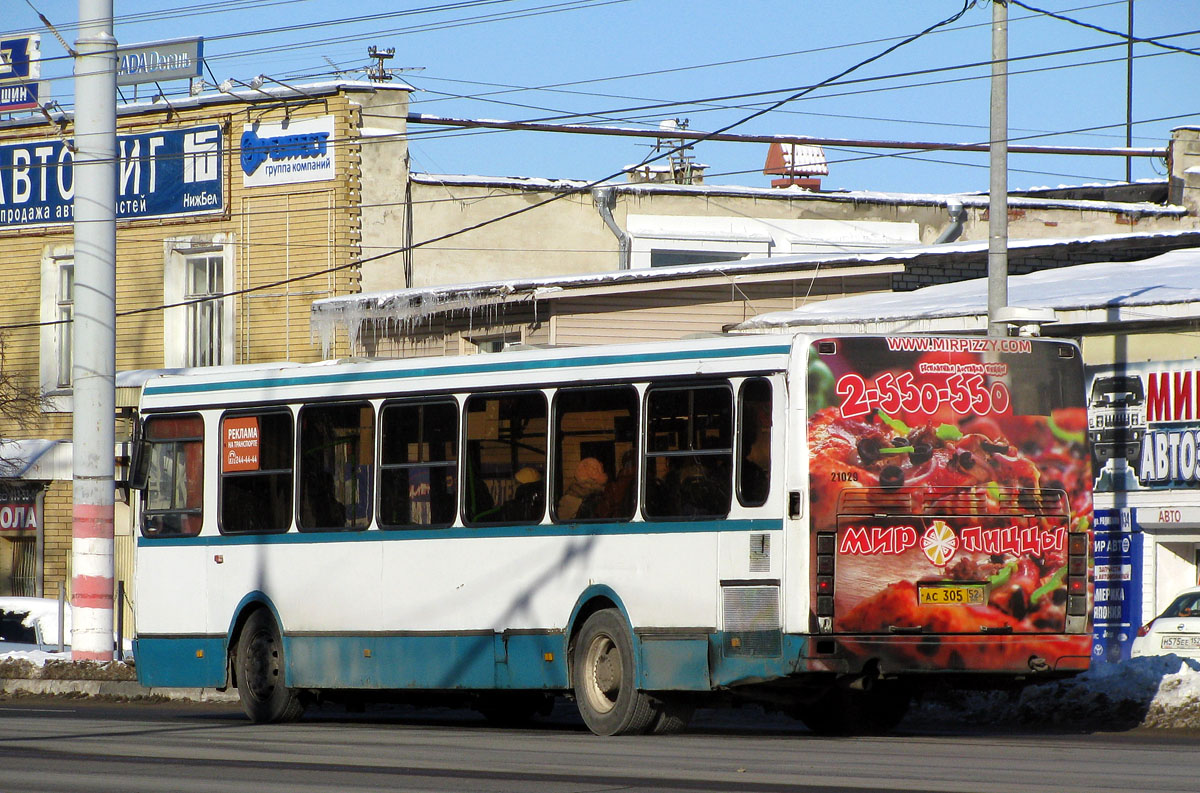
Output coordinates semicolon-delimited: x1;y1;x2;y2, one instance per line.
5;1;1197;194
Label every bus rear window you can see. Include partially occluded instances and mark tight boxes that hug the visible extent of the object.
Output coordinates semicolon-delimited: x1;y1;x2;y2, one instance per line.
140;414;204;537
379;400;458;529
220;411;293;534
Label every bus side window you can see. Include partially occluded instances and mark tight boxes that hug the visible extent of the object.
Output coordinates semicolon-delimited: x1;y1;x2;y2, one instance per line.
379;400;459;529
463;392;547;526
552;386;638;522
737;378;772;507
644;383;733;520
220;411;293;534
297;403;374;532
139;414;204;537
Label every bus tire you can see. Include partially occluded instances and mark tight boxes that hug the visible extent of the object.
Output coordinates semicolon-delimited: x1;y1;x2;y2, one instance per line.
572;609;659;736
235;609;304;724
649;695;694;734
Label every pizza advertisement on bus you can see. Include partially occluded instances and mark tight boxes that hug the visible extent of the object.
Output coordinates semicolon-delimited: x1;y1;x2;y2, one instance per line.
807;336;1093;671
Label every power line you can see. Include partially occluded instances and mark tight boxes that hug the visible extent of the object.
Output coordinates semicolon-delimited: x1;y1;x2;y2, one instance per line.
1010;0;1200;57
0;1;979;333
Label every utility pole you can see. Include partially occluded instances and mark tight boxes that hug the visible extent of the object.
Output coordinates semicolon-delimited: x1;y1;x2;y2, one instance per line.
1125;0;1134;183
71;0;117;662
987;0;1008;338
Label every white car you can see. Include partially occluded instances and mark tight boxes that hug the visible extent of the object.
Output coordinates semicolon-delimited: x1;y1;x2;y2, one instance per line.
1131;586;1200;659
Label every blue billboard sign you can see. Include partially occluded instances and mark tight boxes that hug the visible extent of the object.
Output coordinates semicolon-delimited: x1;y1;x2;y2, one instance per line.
0;124;223;228
1091;507;1143;663
1;35;41;112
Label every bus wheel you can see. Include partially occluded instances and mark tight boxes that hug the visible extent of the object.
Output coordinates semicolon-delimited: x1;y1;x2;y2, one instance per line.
649;695;694;734
236;609;304;723
572;609;659;736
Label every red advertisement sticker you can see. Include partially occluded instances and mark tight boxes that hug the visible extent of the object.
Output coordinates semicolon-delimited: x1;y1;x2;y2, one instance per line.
222;416;260;472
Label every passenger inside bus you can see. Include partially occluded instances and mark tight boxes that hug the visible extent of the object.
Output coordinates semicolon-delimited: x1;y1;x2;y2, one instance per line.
593;450;636;520
558;457;608;520
500;466;544;522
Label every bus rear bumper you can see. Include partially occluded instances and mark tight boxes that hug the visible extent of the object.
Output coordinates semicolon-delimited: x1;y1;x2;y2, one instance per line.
807;633;1093;676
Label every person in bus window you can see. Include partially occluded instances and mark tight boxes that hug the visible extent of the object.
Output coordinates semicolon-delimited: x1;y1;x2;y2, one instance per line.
594;451;635;520
558;457;608;520
500;466;544;522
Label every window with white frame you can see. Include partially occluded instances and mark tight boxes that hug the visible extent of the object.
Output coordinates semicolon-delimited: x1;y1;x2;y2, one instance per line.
55;259;74;387
185;253;224;367
38;246;75;402
164;236;234;368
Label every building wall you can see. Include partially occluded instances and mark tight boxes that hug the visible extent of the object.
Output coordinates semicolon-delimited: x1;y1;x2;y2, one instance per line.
349;274;893;358
1083;330;1200;365
355;91;412;294
551;279;891;346
394;174;1197;294
0;84;407;601
409;181;614;287
895;232;1200;291
1169;126;1200;216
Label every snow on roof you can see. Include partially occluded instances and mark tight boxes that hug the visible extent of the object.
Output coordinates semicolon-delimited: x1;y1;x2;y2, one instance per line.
309;247;909;354
115;362;309;391
0;80;412;132
735;246;1200;333
313;230;1200;349
0;439;70;480
410;172;1187;215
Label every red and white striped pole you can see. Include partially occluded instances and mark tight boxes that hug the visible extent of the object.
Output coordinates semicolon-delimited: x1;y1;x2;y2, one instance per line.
71;0;117;662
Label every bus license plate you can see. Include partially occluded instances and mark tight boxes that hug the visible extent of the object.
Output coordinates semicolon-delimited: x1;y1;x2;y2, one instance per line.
918;584;985;606
1162;636;1200;650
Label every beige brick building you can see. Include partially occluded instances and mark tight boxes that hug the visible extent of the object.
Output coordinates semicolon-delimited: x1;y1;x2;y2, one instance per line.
0;80;411;605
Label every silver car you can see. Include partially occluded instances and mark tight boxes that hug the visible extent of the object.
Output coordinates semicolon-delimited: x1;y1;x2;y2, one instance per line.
1131;586;1200;658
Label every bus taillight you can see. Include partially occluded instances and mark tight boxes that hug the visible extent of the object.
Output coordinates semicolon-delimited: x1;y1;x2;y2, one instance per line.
1066;531;1089;620
816;532;836;627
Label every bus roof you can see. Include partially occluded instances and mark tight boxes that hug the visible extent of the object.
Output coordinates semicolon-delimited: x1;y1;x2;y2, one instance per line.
138;333;799;411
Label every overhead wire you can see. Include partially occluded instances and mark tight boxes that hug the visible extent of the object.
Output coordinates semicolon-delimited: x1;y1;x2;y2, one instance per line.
4;0;628;89
4;26;1191;187
2;2;1190;328
1008;0;1200;57
1;0;981;332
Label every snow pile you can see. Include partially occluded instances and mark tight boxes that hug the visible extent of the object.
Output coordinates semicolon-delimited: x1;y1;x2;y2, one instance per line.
1019;655;1200;729
0;649;70;667
912;655;1200;730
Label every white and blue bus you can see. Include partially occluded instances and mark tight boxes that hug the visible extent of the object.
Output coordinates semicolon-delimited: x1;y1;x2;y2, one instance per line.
132;333;1093;734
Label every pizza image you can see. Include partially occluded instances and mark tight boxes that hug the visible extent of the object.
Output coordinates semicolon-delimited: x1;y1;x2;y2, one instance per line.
807;338;1092;672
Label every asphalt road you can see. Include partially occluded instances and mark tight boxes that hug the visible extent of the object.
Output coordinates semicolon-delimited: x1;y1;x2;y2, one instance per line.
2;697;1199;793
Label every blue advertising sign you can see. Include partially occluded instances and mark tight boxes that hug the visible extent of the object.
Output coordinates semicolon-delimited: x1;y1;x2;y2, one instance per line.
1091;507;1143;663
1;35;41;112
0;124;223;228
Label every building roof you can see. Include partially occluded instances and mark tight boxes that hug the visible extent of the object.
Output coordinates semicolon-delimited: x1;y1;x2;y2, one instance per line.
410;172;1187;217
0;80;412;134
312;229;1200;352
732;246;1200;335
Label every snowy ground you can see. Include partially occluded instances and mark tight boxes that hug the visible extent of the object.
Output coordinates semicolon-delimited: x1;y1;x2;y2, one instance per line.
3;650;1199;730
908;655;1200;730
